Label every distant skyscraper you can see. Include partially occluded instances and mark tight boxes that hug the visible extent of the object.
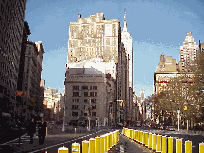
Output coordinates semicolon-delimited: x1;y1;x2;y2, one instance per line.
179;32;198;72
121;9;133;88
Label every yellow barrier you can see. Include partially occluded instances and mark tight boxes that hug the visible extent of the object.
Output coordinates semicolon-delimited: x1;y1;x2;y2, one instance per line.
72;142;80;153
199;142;204;153
144;132;148;146
82;140;89;153
95;136;100;153
107;133;110;151
136;130;139;142
58;146;69;153
117;130;119;143
110;132;113;149
89;138;95;153
156;134;161;152
130;129;133;139
168;136;173;153
100;135;105;153
162;135;166;153
185;140;192;153
176;138;182;153
133;130;136;140
148;133;152;149
142;131;145;145
152;133;156;151
140;131;143;144
105;134;108;153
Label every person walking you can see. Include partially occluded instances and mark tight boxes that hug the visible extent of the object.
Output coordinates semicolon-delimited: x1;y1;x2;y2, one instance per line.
28;118;36;144
38;118;47;145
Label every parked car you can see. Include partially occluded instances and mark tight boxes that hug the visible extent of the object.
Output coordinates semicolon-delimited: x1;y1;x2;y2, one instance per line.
167;126;175;131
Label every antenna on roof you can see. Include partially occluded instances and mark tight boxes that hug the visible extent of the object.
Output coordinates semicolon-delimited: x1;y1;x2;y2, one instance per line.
124;8;126;20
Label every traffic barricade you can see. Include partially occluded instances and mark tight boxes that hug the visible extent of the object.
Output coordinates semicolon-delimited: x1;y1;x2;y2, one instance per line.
152;133;157;151
148;132;152;149
82;140;89;153
144;132;148;147
71;142;80;153
58;146;69;153
105;134;108;153
199;142;204;153
156;134;161;152
100;135;105;153
89;138;95;153
168;136;173;153
162;135;167;153
95;136;100;153
185;140;192;153
176;138;182;153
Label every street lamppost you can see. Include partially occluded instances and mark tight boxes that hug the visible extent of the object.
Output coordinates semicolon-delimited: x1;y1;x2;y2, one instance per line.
177;108;180;132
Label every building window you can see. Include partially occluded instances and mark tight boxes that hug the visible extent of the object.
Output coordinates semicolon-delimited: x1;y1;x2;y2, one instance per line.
91;99;96;103
73;86;79;90
72;111;78;116
72;99;79;102
84;99;87;102
84;113;87;116
90;86;92;90
82;86;88;90
92;112;96;116
73;92;79;97
72;105;79;110
93;86;97;90
90;92;94;97
84;92;88;97
92;105;96;109
95;92;97;97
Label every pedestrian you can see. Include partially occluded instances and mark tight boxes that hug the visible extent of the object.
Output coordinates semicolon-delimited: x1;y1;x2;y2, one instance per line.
38;118;47;145
28;118;36;144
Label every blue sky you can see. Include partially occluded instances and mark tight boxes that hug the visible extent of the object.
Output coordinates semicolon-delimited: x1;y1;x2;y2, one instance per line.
25;0;204;98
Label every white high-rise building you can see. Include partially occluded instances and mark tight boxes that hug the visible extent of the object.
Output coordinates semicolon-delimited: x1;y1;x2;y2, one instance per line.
121;9;133;88
179;32;198;72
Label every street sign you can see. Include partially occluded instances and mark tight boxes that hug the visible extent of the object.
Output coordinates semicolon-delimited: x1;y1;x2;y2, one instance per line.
15;91;27;97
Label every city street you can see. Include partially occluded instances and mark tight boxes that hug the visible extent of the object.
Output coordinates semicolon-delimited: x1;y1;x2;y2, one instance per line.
0;124;152;153
127;126;204;153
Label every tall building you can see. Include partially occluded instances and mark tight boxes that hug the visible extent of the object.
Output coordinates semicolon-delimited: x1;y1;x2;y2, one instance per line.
121;9;133;88
179;32;198;72
0;0;27;118
67;13;121;77
21;41;44;120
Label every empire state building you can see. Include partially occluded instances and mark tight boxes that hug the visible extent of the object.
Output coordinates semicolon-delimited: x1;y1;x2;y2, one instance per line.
121;9;133;88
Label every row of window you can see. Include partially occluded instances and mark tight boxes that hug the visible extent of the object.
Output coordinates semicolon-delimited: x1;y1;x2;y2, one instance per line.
73;92;97;97
72;99;97;103
72;111;96;116
71;105;96;110
73;86;97;90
